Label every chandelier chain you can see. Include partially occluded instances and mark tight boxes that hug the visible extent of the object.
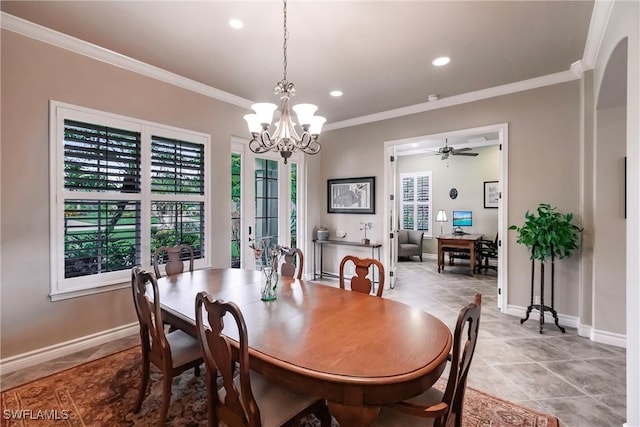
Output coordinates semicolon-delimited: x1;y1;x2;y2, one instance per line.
282;0;288;82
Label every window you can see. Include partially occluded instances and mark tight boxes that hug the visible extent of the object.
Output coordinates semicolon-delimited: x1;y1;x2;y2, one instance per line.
50;101;210;300
400;172;432;236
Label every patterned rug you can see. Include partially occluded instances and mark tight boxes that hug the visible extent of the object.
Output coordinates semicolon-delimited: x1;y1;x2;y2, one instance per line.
1;347;558;426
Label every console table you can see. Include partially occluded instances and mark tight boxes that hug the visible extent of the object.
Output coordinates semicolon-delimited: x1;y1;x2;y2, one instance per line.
437;233;483;276
312;239;382;283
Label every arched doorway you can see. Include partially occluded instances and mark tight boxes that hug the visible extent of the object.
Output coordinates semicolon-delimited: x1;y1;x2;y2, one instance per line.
592;38;628;342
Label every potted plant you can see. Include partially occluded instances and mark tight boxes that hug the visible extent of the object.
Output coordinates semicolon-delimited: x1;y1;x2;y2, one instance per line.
509;203;583;261
509;203;583;333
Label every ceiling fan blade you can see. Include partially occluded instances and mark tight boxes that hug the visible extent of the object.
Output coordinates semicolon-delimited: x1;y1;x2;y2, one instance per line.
452;147;472;152
453;152;479;156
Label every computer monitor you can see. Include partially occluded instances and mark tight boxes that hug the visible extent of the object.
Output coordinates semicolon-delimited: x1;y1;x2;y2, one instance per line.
452;210;472;230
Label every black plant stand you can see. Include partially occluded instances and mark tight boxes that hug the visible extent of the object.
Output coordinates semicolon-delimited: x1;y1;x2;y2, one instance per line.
520;250;565;334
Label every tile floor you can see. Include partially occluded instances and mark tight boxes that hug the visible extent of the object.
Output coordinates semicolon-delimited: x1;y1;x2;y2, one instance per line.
0;259;627;426
384;258;626;427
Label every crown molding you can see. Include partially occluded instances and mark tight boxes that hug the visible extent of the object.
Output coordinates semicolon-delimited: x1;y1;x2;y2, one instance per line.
0;12;253;110
325;70;579;131
581;0;615;70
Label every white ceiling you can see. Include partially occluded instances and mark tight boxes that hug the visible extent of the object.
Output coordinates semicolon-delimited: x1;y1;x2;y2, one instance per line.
1;1;594;127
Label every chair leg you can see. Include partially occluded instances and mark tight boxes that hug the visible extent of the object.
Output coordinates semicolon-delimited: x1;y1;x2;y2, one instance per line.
134;357;150;413
158;373;172;427
194;364;200;377
316;400;332;427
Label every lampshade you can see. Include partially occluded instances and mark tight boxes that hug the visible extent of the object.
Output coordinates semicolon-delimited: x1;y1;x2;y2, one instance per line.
436;209;448;222
251;103;277;125
292;103;318;126
243;114;262;133
309;116;327;135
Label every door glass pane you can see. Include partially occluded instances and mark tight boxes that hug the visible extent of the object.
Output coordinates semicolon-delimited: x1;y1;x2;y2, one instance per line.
290;163;298;248
231;153;241;268
255;158;278;253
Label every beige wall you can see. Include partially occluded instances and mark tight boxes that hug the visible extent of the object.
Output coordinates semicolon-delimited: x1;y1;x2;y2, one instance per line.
320;82;582;314
397;145;499;254
593;105;626;334
0;30;250;357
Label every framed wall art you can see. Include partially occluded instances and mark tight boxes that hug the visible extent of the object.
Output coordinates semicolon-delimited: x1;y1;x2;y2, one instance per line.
327;176;375;214
484;180;499;208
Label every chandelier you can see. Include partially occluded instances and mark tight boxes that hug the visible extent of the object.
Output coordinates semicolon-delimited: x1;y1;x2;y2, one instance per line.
244;0;325;164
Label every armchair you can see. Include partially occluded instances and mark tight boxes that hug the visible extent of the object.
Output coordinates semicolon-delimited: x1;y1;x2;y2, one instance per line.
397;230;424;261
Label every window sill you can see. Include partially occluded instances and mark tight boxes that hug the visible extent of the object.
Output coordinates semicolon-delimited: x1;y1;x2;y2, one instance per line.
49;281;129;301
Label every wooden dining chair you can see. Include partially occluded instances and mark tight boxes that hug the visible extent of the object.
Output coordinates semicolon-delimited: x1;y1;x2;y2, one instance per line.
280;247;304;279
153;244;195;278
195;291;331;427
373;294;482;427
339;255;385;297
130;267;203;427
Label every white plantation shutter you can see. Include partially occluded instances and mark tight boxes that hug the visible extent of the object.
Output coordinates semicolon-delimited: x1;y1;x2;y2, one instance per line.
400;172;432;236
50;102;210;299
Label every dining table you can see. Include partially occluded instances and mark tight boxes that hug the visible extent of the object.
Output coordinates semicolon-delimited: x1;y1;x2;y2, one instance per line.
156;268;452;426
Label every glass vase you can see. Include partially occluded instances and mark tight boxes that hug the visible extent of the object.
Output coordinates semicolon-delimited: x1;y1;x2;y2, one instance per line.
260;267;278;301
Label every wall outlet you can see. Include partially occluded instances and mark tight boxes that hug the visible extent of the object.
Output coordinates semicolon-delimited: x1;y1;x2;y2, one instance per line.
534;295;540;304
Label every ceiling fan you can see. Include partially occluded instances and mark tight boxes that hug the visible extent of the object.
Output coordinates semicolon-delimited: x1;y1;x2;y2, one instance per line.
433;139;479;160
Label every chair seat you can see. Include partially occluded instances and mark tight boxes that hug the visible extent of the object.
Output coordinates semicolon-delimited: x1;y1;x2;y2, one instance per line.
373;388;444;426
219;371;323;426
166;329;201;368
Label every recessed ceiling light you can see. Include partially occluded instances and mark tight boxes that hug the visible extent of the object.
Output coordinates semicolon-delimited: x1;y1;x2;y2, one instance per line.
229;19;244;29
432;56;450;66
330;90;343;97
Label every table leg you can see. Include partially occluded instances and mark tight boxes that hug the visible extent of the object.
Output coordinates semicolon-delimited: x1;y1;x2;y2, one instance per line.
327;402;380;427
437;242;443;273
313;242;317;280
469;241;475;277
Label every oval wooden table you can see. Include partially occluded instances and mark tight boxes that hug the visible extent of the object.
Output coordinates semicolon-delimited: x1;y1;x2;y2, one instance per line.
156;268;452;426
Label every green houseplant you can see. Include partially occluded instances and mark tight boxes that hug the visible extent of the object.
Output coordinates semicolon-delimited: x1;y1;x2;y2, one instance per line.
509;203;583;261
510;203;583;333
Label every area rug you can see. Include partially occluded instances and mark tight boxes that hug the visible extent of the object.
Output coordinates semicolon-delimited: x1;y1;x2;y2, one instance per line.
1;347;558;426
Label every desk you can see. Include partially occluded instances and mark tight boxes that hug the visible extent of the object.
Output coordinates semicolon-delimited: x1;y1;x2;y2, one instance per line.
313;239;382;281
157;268;452;426
437;234;483;276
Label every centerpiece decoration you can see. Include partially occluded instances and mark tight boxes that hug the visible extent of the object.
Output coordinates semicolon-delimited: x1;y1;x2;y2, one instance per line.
250;237;288;301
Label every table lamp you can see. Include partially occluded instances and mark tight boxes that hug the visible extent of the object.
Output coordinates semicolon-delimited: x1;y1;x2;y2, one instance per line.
436;209;448;236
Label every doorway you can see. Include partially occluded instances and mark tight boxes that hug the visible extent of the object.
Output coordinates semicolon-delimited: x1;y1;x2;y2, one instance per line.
383;123;508;310
231;138;305;270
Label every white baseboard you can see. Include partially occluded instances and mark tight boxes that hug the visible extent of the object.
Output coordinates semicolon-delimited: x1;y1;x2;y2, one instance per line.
591;327;627;348
0;322;138;375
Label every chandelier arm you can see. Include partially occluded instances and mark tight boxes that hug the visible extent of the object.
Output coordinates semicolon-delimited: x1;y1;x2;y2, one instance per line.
303;138;321;155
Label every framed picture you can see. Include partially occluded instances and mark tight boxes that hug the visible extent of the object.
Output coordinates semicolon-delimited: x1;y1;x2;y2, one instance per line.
484;181;499;208
327;177;375;214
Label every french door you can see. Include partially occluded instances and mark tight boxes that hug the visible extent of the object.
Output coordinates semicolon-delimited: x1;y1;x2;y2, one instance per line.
231;139;303;271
